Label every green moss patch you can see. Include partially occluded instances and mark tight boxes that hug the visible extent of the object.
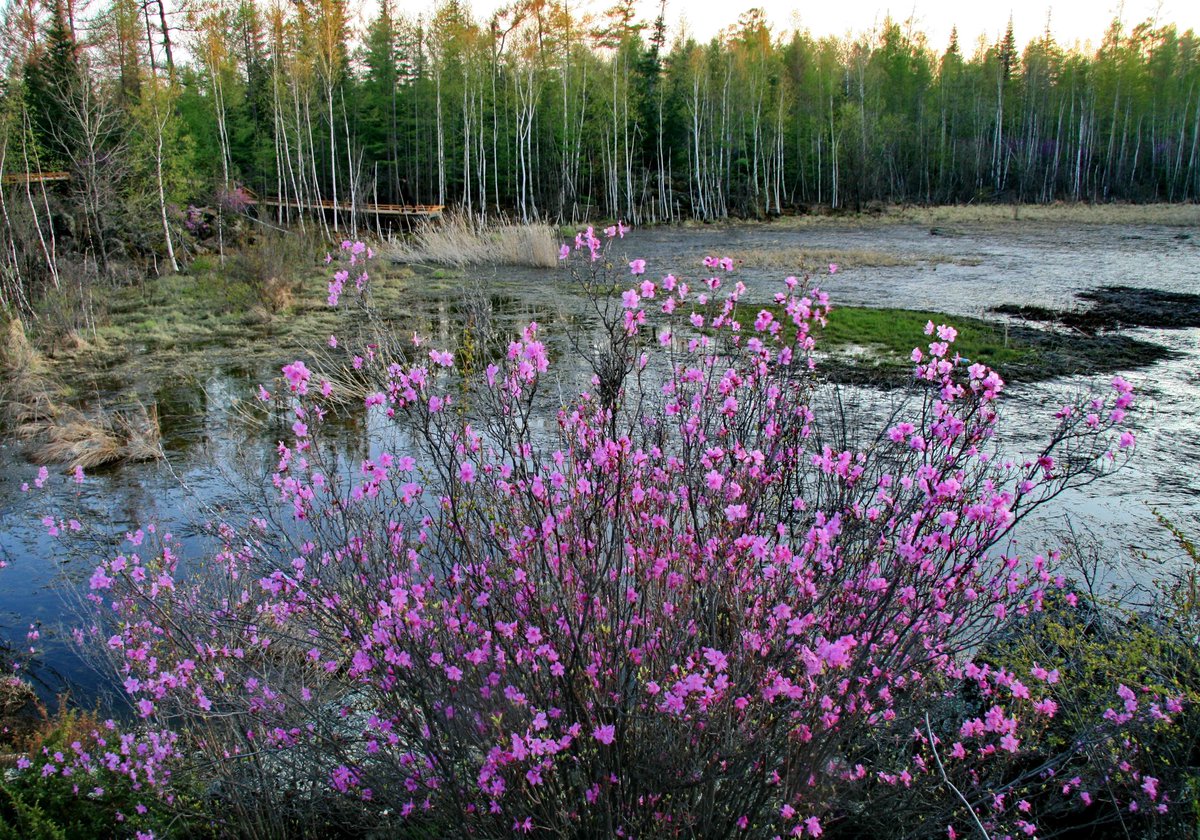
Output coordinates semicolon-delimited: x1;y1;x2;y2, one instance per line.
741;304;1170;386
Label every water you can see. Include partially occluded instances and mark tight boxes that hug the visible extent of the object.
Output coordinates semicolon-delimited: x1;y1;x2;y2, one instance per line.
2;220;1197;701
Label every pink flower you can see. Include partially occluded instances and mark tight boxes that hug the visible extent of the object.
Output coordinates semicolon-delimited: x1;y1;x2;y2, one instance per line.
703;647;728;671
558;244;570;260
725;503;748;521
828;263;838;274
282;360;311;394
89;567;113;590
805;816;823;836
629;259;646;275
593;724;615;745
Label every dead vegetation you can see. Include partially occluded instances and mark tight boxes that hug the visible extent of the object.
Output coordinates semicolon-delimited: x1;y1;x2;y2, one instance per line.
1;317;162;470
0;676;46;761
226;231;313;314
391;212;560;268
720;247;962;271
30;403;161;469
768;203;1200;228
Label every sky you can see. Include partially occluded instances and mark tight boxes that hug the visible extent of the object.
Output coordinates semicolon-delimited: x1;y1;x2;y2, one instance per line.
380;0;1200;53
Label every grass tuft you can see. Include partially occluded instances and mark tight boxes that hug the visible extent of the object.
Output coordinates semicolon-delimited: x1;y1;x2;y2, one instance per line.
28;402;162;470
2;317;162;469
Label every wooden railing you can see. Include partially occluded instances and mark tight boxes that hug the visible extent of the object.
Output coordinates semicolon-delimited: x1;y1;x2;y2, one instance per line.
252;196;444;218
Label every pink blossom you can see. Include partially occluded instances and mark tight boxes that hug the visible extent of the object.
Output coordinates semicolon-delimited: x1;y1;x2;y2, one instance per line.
282;360;311;394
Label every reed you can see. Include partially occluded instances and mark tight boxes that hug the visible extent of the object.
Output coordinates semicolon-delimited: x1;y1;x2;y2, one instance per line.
391;212;560;268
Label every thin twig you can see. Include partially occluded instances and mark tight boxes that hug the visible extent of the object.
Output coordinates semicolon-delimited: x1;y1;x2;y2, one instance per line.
926;712;992;840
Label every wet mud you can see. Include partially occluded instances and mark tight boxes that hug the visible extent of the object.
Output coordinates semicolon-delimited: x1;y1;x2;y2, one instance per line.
995;285;1200;334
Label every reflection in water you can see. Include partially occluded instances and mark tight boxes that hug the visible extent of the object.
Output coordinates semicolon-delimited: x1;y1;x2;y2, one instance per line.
2;223;1197;703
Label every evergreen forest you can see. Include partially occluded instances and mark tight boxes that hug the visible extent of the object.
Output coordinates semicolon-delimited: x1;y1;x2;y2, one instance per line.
1;0;1199;303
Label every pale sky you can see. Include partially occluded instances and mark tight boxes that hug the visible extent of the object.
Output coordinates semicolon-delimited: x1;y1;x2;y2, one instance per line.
379;0;1199;53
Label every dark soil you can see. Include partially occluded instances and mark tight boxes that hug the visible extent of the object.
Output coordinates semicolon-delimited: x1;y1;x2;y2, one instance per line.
993;286;1200;334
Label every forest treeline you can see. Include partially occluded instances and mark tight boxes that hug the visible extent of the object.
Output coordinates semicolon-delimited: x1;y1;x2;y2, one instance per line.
1;0;1199;310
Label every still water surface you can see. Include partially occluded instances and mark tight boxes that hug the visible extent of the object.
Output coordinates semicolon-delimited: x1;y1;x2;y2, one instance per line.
2;220;1196;702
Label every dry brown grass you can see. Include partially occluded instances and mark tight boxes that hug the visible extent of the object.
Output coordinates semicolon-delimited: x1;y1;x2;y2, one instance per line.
2;318;49;384
722;247;953;271
2;317;162;469
767;203;1200;229
913;203;1200;225
29;402;161;470
392;212;560;268
1;319;58;429
0;676;46;757
258;275;297;313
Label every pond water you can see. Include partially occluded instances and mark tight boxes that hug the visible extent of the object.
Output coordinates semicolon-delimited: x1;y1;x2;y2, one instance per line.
2;219;1197;704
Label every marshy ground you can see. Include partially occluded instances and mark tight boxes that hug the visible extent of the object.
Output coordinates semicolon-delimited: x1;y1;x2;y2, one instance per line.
6;204;1199;458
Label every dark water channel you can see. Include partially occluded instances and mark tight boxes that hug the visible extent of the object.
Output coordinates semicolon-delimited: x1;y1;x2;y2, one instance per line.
2;220;1197;702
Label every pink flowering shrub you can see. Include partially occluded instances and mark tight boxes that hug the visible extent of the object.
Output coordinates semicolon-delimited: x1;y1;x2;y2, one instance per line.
216;185;255;215
40;230;1186;836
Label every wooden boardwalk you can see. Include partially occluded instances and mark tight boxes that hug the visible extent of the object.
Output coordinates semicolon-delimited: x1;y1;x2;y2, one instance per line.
1;176;443;222
2;171;70;185
253;196;443;219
